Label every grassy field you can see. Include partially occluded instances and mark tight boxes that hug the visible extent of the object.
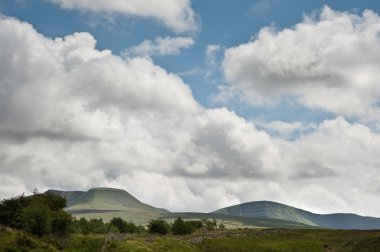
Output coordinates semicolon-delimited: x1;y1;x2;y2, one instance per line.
0;226;58;252
1;226;380;251
0;226;104;252
106;229;380;252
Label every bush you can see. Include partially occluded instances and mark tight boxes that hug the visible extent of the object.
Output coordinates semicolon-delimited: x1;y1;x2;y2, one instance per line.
109;217;138;233
172;217;194;235
0;191;71;237
148;219;170;235
71;218;108;234
186;220;203;229
0;194;31;228
51;210;72;237
202;219;217;231
124;221;137;233
22;203;51;237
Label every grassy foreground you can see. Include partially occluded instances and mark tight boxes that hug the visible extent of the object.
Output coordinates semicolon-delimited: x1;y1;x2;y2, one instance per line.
0;226;104;252
1;226;380;252
106;229;380;252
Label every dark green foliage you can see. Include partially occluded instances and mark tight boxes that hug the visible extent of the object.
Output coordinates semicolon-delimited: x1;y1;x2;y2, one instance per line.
34;192;67;211
186;220;203;229
202;219;217;231
77;218;90;235
0;191;71;237
110;217;125;231
88;218;108;234
109;217;138;233
71;218;108;235
51;210;72;237
148;219;170;235
124;221;137;233
172;217;195;235
218;223;225;230
0;194;31;228
22;203;51;237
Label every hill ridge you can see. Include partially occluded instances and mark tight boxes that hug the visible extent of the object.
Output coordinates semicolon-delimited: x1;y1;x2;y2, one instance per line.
47;187;380;229
212;200;380;229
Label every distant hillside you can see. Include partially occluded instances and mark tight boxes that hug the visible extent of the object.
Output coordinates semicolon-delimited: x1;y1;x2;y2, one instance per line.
47;188;380;229
213;201;380;230
47;187;169;224
163;212;313;229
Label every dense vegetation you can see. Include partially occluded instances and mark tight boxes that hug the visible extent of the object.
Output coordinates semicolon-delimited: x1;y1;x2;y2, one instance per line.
0;192;380;251
0;191;72;237
105;229;380;252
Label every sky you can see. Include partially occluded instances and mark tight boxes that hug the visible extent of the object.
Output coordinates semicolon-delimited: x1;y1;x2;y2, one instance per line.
0;0;380;217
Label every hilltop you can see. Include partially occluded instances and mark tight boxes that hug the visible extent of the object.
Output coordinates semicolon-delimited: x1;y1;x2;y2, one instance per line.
213;200;380;229
48;188;169;224
48;187;380;229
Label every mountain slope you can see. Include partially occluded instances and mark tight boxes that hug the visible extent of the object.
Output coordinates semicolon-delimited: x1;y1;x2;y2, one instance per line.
47;187;169;224
213;201;380;230
163;212;313;229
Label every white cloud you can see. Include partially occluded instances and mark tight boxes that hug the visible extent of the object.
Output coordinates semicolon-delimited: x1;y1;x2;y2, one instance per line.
122;37;195;57
253;120;317;138
1;16;380;217
48;0;198;33
205;44;222;67
223;6;380;120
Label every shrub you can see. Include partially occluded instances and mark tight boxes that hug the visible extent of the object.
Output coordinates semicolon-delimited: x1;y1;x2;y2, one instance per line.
202;219;217;231
22;203;51;237
218;223;225;230
148;219;170;235
51;210;72;237
172;217;194;235
186;220;203;229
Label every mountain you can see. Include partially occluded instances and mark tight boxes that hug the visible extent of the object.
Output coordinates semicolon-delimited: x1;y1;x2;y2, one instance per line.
162;212;313;229
47;188;380;229
47;188;312;228
212;201;380;230
47;187;169;224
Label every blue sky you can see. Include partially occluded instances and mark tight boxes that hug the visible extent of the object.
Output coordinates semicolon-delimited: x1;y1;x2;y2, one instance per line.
1;0;380;216
3;0;379;119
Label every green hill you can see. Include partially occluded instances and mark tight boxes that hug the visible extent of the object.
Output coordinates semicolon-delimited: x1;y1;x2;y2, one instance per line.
48;188;380;229
47;188;169;224
163;212;312;229
212;201;380;230
47;188;311;228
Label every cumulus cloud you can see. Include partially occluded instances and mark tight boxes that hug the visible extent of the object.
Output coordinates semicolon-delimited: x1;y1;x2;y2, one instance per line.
47;0;198;33
1;15;380;216
122;37;195;57
223;6;380;120
253;120;317;139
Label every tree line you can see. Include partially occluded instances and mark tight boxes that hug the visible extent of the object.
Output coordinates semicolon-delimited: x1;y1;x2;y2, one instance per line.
0;192;225;238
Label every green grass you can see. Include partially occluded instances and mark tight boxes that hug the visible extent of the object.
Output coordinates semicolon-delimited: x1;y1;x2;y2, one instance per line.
56;234;104;252
104;229;380;252
0;226;104;252
1;225;380;252
107;236;201;252
0;226;58;252
197;229;380;252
